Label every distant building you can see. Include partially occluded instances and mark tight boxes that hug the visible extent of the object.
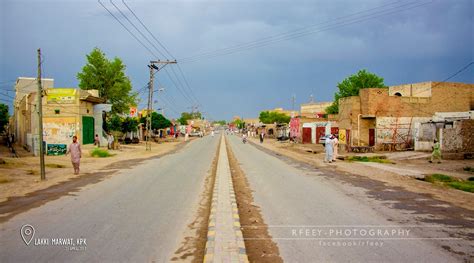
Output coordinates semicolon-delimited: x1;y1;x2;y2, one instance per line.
300;101;332;118
337;81;474;150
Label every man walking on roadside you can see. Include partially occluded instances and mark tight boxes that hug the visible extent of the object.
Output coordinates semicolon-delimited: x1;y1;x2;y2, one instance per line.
325;134;334;163
429;139;442;164
260;131;265;143
66;136;82;175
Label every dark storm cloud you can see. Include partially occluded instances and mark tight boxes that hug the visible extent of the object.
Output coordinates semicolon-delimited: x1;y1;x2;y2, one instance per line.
1;0;472;119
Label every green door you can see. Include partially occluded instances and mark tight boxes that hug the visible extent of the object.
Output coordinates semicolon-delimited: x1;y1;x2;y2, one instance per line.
82;116;95;144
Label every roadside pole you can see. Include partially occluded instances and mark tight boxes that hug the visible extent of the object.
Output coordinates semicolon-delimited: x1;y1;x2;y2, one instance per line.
37;48;46;180
146;60;177;151
146;63;154;151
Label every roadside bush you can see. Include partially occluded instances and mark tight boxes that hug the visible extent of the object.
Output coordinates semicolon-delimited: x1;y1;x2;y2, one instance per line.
347;155;392;164
90;148;114;158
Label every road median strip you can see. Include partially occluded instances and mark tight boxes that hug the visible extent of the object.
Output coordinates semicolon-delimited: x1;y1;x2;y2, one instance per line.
204;135;248;263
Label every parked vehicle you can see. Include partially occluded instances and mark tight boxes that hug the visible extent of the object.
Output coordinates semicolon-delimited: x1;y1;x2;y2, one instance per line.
318;136;326;146
189;131;201;137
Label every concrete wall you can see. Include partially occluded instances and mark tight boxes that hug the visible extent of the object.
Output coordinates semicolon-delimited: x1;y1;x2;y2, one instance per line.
389;82;432;97
442;119;474;153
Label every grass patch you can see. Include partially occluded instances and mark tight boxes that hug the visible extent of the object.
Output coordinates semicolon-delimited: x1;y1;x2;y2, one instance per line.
90;148;114;158
425;173;455;183
447;181;474;193
347;155;393;164
45;163;66;168
423;173;474;193
463;166;474;173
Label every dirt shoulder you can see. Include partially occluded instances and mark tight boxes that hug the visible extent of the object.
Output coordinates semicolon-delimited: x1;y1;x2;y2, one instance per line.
247;137;474;212
0;137;193;204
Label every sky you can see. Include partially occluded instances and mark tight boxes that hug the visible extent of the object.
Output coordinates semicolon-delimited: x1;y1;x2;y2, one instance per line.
1;0;473;121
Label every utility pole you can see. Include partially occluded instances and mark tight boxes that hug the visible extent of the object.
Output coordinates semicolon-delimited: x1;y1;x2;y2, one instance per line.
37;48;46;180
146;60;177;151
146;64;154;151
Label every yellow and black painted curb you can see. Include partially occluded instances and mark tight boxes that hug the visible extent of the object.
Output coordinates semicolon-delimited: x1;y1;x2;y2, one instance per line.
203;139;248;263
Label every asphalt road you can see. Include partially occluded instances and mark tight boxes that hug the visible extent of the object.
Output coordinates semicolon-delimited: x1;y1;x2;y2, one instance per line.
226;135;464;262
0;135;219;262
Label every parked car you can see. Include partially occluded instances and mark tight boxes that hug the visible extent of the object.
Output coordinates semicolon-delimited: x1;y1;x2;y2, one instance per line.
318;136;326;146
189;131;203;137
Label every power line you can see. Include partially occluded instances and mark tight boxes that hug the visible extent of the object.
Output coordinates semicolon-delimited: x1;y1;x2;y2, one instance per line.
440;61;474;82
113;0;204;113
163;68;195;104
179;1;433;63
109;0;167;59
98;0;161;59
121;0;175;59
175;64;201;104
402;61;474;116
100;0;202;115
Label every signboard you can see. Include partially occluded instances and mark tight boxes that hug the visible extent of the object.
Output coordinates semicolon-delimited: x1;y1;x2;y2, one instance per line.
130;107;137;117
339;129;347;144
47;144;67;156
47;88;77;104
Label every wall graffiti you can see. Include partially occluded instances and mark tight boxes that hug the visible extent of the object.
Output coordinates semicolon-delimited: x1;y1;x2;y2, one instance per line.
43;117;77;145
376;117;429;143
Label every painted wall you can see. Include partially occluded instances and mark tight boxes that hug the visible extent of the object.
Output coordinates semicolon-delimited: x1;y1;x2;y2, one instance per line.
43;117;77;144
376;117;430;144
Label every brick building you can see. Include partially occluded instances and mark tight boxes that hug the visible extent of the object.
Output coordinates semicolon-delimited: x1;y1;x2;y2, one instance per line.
14;85;108;155
337;82;474;150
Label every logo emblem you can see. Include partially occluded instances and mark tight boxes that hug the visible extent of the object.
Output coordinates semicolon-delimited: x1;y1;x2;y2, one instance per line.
20;224;35;246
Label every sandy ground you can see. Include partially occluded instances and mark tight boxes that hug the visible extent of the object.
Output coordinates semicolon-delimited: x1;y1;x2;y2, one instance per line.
0;137;189;203
246;136;474;212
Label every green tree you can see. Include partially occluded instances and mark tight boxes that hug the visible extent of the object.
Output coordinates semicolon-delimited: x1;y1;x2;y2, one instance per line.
177;112;202;125
77;48;137;114
259;111;291;124
233;119;245;129
0;104;9;134
122;117;139;133
106;114;123;132
140;112;172;130
326;69;386;114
